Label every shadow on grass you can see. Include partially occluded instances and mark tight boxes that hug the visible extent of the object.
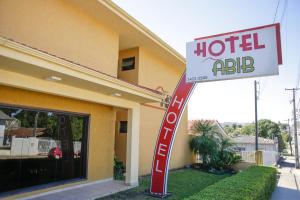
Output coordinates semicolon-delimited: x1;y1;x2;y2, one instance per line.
98;169;230;200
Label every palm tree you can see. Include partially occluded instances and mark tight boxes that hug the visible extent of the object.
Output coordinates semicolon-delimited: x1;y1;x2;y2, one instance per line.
189;120;241;169
190;120;217;136
190;135;218;167
189;120;219;167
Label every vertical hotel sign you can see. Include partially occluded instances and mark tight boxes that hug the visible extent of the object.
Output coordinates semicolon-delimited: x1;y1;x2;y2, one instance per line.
150;24;281;197
150;73;196;197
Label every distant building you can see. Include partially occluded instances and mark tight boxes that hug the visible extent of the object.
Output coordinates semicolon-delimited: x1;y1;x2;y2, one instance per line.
231;135;279;166
231;135;278;152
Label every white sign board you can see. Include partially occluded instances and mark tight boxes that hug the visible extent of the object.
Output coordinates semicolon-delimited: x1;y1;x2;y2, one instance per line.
186;24;282;83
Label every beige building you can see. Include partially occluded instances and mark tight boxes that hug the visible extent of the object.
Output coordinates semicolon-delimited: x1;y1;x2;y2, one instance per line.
0;0;191;198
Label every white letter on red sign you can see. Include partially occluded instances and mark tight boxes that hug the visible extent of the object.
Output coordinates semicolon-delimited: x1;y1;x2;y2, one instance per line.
172;95;184;109
166;112;177;124
155;159;163;173
163;127;172;140
158;143;167;157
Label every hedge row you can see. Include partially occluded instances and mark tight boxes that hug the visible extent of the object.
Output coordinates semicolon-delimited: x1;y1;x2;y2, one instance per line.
184;166;277;200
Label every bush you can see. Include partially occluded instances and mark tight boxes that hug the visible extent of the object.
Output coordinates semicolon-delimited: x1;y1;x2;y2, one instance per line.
184;166;277;200
114;157;125;180
189;120;242;169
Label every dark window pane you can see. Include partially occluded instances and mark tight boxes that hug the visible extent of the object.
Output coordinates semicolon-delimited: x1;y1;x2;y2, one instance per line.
0;105;88;193
119;121;127;133
121;57;135;71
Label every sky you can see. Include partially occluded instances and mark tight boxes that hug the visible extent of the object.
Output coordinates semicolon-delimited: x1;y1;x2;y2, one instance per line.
113;0;300;123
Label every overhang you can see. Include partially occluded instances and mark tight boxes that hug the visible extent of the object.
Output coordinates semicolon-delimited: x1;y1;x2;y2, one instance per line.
69;0;186;69
0;37;163;107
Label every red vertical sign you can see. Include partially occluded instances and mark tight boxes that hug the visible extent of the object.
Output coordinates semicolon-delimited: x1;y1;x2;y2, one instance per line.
150;72;196;197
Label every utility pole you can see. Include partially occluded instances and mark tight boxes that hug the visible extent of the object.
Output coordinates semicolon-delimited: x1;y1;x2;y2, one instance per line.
254;81;261;165
254;81;259;151
285;88;300;169
286;119;293;156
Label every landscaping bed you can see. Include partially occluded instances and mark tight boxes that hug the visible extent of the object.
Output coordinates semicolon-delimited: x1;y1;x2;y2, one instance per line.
184;165;277;200
99;168;230;200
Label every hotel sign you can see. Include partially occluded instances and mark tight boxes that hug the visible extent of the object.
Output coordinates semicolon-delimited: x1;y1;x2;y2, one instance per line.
150;24;282;197
186;24;282;83
150;73;195;197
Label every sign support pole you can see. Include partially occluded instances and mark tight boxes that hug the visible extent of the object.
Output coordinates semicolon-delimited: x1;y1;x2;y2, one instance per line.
254;80;259;152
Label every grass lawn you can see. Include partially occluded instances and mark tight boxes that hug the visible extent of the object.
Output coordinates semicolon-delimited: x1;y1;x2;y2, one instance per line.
98;169;230;200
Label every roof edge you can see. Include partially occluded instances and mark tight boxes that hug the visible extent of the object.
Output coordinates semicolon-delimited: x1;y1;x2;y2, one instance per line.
99;0;186;65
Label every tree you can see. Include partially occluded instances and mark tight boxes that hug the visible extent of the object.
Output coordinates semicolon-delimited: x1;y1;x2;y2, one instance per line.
211;136;241;169
190;120;218;136
224;126;234;135
287;134;293;155
190;135;218;167
189;120;219;167
240;124;255;135
239;120;286;153
258;119;280;139
232;123;237;130
189;120;241;169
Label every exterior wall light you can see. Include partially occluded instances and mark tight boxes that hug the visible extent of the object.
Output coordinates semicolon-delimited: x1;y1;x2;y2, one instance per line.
45;76;62;81
113;93;122;97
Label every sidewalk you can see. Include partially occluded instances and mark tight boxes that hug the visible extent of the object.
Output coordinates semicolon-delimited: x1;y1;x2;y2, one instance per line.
271;156;300;200
15;180;134;200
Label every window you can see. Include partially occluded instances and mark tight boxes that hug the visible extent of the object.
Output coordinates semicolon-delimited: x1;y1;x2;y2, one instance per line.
233;147;246;152
119;121;127;133
121;57;135;71
0;105;89;193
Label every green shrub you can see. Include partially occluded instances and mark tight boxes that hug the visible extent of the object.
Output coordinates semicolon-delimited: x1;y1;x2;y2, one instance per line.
184;166;277;200
113;157;125;180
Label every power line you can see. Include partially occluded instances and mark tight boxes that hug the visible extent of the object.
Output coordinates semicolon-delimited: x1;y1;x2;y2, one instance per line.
296;58;300;88
279;0;288;24
273;0;281;23
259;0;285;99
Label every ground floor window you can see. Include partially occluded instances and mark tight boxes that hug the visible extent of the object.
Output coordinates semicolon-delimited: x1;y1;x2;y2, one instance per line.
0;104;89;192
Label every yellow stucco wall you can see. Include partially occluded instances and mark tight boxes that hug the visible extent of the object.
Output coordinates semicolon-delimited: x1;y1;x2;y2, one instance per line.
0;85;115;181
113;47;191;176
0;0;119;77
0;0;191;183
139;106;191;175
138;48;191;175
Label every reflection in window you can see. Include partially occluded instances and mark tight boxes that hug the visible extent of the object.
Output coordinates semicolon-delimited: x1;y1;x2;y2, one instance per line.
121;57;135;71
0;105;88;193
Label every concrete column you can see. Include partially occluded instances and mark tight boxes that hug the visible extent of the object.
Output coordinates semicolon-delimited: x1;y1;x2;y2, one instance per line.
125;104;140;186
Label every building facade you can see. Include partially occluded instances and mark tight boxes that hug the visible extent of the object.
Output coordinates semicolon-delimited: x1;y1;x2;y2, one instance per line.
0;0;191;198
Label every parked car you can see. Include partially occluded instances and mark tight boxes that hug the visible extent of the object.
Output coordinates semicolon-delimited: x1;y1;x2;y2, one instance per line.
48;147;62;159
